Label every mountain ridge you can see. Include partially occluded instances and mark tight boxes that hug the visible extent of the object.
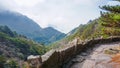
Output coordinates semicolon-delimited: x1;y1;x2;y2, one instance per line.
0;10;66;44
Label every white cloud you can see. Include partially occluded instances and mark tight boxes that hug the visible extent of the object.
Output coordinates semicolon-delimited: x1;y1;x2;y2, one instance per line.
107;1;120;6
14;0;45;7
0;0;17;10
0;0;110;33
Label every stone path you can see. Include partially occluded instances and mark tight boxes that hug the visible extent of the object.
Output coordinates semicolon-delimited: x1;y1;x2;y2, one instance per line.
64;42;120;68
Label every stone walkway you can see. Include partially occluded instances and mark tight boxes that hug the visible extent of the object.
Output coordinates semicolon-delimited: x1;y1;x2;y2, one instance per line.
64;42;120;68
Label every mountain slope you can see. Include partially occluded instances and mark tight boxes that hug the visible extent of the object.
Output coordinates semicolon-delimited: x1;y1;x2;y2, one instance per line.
0;10;42;36
0;25;47;67
0;10;66;44
48;19;106;49
67;27;78;36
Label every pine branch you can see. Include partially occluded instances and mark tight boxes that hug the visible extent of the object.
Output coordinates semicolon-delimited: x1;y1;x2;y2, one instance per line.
100;5;120;13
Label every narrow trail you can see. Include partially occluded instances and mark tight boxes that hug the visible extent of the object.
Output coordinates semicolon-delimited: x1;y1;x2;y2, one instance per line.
64;42;120;68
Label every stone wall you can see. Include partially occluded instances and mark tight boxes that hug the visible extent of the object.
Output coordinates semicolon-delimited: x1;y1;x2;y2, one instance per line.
38;36;120;68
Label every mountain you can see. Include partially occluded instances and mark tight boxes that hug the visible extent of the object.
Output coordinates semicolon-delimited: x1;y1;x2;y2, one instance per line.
0;10;42;36
34;27;66;44
0;10;66;44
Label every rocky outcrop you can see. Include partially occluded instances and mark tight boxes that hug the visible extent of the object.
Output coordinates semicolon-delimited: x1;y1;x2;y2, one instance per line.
27;55;42;68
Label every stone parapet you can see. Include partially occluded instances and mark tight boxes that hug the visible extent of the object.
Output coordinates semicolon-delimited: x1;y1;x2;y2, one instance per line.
28;36;120;68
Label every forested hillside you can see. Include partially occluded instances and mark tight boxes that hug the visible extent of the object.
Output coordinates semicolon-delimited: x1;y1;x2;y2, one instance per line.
0;26;48;68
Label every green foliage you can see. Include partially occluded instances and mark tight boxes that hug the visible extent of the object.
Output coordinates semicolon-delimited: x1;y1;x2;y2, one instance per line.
100;0;120;36
22;63;27;68
100;13;120;28
100;5;120;13
5;59;18;68
7;37;47;57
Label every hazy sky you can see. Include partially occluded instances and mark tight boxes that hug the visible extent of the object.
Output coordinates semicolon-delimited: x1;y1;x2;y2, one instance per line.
0;0;119;33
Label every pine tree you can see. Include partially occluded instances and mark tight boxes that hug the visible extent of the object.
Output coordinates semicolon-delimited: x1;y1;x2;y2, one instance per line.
100;0;120;36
